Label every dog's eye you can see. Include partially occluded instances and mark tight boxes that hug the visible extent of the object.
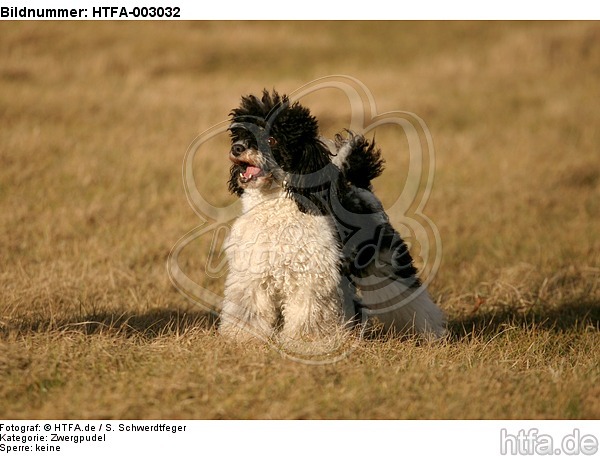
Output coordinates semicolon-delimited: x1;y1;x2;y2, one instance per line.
267;137;277;147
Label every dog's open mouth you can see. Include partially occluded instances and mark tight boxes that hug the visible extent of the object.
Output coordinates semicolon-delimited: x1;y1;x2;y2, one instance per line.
240;164;263;183
232;157;265;184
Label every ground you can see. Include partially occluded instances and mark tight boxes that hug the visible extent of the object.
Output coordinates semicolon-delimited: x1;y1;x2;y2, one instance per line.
0;21;599;419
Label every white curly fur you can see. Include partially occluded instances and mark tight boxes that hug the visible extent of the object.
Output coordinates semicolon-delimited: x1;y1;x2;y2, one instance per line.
219;188;345;342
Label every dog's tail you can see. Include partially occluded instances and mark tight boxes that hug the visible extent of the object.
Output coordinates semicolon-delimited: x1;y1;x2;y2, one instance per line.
358;278;447;339
330;131;384;190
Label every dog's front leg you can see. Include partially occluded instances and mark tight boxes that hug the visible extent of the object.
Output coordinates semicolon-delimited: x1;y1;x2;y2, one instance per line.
219;283;278;342
279;282;342;341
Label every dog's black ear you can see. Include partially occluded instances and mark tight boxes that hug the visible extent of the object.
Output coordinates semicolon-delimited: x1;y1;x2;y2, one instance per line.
269;101;318;150
261;98;340;214
284;140;340;215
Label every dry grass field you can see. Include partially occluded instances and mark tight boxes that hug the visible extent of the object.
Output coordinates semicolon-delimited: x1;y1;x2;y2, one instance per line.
1;21;599;419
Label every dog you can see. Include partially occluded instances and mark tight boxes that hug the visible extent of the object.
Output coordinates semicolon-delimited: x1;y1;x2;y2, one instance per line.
219;90;445;344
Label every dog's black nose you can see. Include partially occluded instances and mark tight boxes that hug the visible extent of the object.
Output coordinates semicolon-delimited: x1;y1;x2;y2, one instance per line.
231;143;246;157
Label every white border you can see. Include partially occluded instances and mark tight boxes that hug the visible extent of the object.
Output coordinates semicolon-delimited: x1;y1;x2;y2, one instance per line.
1;420;598;456
2;0;599;19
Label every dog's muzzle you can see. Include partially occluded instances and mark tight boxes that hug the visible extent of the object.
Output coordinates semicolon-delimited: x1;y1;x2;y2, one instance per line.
229;141;265;184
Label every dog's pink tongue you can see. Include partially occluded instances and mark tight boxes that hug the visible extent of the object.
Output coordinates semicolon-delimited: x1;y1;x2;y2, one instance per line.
244;166;262;178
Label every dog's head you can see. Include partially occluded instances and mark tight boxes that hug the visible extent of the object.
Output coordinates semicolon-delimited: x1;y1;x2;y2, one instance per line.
227;90;337;212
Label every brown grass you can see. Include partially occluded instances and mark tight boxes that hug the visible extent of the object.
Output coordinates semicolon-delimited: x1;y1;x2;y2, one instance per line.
1;21;599;419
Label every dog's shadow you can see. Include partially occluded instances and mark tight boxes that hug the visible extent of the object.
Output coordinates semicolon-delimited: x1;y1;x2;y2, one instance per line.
5;300;598;342
447;298;600;341
5;308;218;340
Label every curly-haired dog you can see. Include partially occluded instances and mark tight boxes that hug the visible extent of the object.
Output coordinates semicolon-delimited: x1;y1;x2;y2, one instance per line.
219;90;445;343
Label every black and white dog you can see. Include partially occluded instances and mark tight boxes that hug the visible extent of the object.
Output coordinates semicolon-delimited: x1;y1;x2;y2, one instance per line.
219;90;445;343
